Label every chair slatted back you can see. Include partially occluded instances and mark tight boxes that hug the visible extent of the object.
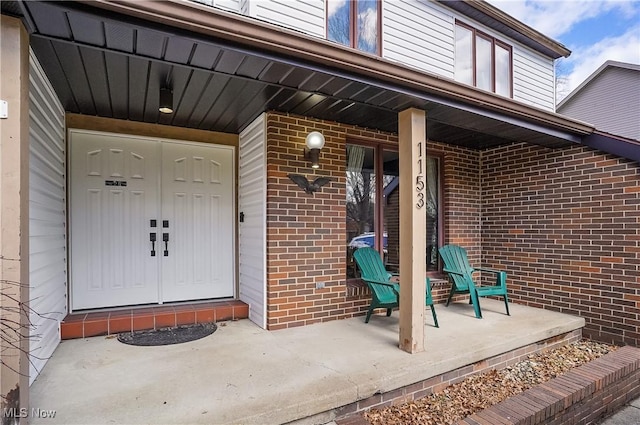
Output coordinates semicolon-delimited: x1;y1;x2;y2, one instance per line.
353;247;396;303
438;244;474;291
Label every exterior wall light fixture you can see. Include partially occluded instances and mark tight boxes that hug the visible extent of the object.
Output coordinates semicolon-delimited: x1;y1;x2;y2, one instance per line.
304;131;325;169
159;88;174;114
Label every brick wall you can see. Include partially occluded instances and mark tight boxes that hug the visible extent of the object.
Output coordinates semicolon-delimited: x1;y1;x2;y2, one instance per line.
429;140;481;302
263;113;483;329
481;143;640;346
265;112;396;329
432;141;482;261
262;111;640;344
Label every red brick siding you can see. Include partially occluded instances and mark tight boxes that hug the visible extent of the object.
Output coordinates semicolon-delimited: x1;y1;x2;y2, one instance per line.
265;112;396;329
481;143;640;346
433;141;482;262
430;141;481;302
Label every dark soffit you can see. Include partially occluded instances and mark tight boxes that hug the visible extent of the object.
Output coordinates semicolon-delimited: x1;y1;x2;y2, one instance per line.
17;1;575;150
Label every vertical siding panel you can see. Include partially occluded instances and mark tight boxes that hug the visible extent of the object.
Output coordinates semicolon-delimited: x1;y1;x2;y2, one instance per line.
238;114;267;329
383;0;454;78
29;49;67;385
189;0;241;13
252;0;325;37
513;46;555;111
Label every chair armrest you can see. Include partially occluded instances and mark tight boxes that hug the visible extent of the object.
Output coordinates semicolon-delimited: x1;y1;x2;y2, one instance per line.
363;278;400;290
473;268;507;288
474;267;505;275
365;279;400;298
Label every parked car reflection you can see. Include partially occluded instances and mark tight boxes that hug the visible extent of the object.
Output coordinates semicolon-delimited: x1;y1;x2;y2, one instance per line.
348;232;388;249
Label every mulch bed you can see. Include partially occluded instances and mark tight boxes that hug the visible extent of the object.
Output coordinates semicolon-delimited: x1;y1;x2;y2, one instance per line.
363;340;617;425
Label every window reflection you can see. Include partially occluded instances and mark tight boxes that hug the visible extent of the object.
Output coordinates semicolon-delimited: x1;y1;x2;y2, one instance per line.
382;150;399;273
455;23;512;97
426;156;440;272
357;0;379;54
455;26;473;85
495;44;511;97
346;145;376;278
327;0;379;55
476;36;493;91
327;0;351;47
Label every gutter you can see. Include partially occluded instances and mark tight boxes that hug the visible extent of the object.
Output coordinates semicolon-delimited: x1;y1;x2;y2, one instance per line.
582;132;640;164
82;0;593;137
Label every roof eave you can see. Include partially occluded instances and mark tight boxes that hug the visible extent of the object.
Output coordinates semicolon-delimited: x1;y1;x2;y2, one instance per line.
455;0;571;59
80;0;589;136
558;61;640;109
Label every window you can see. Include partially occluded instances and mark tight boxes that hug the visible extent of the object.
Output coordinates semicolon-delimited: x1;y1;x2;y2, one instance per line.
327;0;380;55
346;143;398;279
426;155;443;273
346;146;443;277
455;22;512;97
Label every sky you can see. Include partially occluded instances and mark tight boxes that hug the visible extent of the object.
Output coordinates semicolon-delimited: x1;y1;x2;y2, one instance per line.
486;0;640;100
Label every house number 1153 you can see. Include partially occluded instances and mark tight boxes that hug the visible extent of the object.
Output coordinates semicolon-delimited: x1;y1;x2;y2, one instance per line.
416;141;425;209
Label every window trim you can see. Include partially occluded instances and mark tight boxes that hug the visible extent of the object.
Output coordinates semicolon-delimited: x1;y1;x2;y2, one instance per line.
455;20;513;97
326;0;382;56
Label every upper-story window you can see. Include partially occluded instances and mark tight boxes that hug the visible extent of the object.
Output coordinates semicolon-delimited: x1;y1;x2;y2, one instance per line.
327;0;381;55
455;22;512;97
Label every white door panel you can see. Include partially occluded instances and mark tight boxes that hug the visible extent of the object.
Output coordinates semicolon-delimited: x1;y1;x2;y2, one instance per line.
70;131;160;309
70;131;235;310
161;142;235;302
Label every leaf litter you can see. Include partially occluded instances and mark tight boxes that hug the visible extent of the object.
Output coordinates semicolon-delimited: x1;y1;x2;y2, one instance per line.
363;340;616;425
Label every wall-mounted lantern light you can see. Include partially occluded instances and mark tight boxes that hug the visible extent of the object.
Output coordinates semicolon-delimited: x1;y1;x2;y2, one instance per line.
159;87;174;114
304;131;325;169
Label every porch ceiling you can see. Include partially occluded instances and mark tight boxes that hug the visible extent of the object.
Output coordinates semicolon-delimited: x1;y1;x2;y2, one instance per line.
11;1;581;149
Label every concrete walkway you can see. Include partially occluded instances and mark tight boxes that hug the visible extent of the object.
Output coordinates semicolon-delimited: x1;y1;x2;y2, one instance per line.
29;299;584;425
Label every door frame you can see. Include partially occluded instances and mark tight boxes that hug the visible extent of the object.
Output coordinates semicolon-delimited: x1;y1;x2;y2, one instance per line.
67;127;237;312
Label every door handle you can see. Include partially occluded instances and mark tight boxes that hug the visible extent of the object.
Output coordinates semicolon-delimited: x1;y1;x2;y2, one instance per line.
163;233;169;256
150;232;157;256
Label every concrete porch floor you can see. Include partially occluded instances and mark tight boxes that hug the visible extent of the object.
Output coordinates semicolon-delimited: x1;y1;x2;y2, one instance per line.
30;299;585;425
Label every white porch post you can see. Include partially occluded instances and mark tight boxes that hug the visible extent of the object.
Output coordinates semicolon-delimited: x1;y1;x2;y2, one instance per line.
0;15;30;414
398;108;426;353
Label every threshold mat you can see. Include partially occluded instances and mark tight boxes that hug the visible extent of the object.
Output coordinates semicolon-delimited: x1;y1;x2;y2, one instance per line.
117;322;217;346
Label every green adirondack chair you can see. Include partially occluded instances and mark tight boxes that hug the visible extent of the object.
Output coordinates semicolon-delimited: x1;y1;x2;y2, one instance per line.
353;247;438;327
438;244;509;319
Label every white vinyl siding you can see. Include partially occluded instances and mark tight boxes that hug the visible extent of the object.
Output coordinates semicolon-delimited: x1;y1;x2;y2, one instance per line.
513;46;555;111
249;0;325;37
383;0;454;78
238;114;267;329
28;49;67;385
186;0;556;110
189;0;240;13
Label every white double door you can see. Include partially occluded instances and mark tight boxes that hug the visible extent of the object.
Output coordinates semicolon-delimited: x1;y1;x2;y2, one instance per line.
70;130;235;310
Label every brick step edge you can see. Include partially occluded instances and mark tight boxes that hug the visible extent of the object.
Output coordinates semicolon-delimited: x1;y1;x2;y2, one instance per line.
457;345;640;425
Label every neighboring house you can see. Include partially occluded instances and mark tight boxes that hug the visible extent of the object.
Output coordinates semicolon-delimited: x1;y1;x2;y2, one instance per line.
558;61;640;141
1;0;639;413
